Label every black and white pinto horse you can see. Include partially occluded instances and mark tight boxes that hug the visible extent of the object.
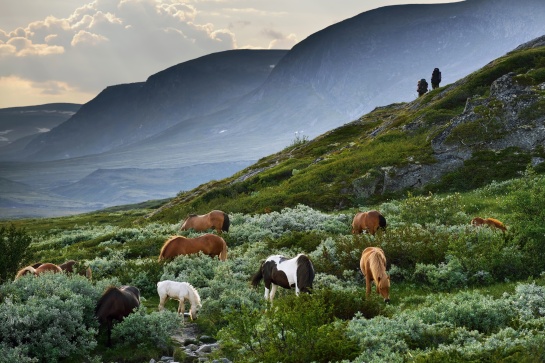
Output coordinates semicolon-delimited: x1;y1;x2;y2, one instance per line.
251;254;315;301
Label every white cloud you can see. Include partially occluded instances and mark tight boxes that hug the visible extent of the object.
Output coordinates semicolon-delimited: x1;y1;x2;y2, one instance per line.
71;30;109;46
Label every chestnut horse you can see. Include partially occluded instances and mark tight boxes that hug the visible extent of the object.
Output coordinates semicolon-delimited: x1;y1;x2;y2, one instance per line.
95;285;141;347
180;210;230;234
59;260;93;280
360;247;390;303
352;210;387;235
158;234;228;261
15;262;62;279
471;217;507;232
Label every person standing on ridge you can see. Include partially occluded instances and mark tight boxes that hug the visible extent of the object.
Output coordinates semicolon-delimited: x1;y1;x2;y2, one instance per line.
431;68;441;89
417;78;428;97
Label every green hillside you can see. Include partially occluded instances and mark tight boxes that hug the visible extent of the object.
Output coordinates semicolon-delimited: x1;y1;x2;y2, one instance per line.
145;42;545;223
1;41;545;362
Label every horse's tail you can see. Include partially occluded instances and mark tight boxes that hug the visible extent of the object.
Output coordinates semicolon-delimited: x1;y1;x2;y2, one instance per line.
250;263;264;288
378;214;387;230
222;212;230;232
219;239;228;261
15;266;36;279
297;255;315;293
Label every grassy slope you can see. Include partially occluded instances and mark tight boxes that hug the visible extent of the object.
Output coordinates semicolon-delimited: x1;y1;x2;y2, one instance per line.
144;45;545;223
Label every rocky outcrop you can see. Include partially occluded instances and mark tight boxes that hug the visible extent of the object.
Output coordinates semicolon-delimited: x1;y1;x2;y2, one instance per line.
352;72;545;199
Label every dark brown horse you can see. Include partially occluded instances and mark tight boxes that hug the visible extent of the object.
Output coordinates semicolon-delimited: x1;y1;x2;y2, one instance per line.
180;210;230;233
158;234;228;261
352;210;387;235
95;285;141;347
15;262;63;279
59;260;93;280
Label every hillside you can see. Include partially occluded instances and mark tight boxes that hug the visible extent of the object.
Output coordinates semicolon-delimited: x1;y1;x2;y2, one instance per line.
2;0;545;219
146;36;545;222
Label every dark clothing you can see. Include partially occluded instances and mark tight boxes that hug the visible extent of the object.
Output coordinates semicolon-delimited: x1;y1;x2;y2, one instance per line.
417;79;428;96
431;68;441;89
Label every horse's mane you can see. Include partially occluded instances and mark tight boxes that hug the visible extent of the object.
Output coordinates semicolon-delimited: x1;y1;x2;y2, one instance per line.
186;282;202;307
15;266;36;279
368;250;388;282
158;236;181;261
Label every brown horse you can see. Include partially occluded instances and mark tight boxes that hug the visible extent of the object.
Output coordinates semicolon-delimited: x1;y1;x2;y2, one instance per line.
352;210;387;235
158;234;228;261
95;285;141;347
15;262;63;279
180;210;230;234
360;247;390;303
471;217;507;232
59;260;93;280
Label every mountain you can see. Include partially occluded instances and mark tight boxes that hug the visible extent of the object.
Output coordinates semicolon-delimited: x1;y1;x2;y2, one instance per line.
145;35;545;221
2;0;545;218
0;103;80;155
18;50;288;161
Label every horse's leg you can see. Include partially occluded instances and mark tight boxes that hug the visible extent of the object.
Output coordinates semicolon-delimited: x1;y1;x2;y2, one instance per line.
270;284;278;301
179;298;185;320
107;321;112;347
158;294;167;311
365;271;372;297
264;286;270;300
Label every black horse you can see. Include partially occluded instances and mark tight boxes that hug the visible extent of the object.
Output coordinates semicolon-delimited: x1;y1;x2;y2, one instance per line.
95;285;140;346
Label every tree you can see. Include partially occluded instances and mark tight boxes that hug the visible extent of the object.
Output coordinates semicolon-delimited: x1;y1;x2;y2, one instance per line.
0;224;32;283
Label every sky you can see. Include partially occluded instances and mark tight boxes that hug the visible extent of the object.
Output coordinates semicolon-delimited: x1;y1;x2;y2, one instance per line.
0;0;460;109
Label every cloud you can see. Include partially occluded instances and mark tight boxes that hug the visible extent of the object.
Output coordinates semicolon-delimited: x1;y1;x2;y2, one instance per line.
71;30;109;46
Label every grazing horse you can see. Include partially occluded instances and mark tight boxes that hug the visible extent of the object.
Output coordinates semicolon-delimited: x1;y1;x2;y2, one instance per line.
180;210;230;234
158;234;228;261
471;217;507;232
360;247;390;303
15;262;63;279
95;285;141;347
157;280;202;321
251;254;315;301
59;260;93;280
352;210;387;235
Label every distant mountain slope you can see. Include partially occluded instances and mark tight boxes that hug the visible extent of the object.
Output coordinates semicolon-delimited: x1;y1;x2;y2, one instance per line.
0;103;80;154
51;161;253;206
146;36;545;221
20;50;288;161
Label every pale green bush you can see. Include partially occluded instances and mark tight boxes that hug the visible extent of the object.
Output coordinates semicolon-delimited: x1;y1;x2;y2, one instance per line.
111;306;181;350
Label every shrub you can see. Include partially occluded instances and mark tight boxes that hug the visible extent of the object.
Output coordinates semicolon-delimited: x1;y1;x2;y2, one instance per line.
0;274;101;362
217;293;359;363
413;256;468;291
111;306;181;350
0;224;32;283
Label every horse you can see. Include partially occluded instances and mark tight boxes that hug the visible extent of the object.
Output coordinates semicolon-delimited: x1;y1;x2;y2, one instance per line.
180;210;230;234
251;254;315;301
471;217;507;232
158;234;228;261
95;285;141;347
360;247;390;303
59;259;93;280
15;262;63;279
352;210;387;235
157;280;202;321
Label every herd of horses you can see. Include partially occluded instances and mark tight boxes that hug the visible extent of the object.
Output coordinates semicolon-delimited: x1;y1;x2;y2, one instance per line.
14;208;507;346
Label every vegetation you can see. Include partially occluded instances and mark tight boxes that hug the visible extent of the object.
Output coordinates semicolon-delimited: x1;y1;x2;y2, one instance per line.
1;40;545;363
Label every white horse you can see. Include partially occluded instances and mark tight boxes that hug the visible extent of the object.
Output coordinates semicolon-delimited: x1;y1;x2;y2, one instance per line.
157;280;202;320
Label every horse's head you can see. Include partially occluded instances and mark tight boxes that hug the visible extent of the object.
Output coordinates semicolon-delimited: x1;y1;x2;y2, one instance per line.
189;303;201;320
376;275;390;303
